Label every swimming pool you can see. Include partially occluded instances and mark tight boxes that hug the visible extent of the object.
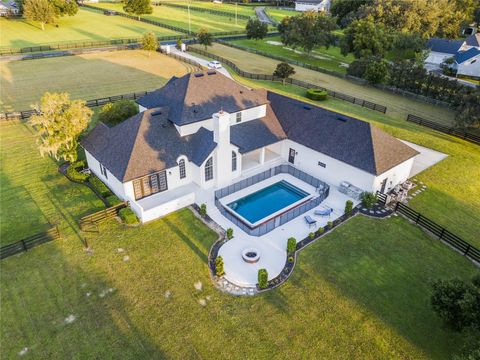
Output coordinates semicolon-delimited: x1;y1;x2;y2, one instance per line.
227;180;309;224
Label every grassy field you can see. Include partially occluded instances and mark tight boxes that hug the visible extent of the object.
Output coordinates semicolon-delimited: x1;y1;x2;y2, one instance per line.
192;43;457;126
95;3;248;33
0;120;105;246
1;207;478;358
265;7;297;22
230;35;355;74
168;1;256;17
0;50;196;111
0;8;180;49
218;73;480;247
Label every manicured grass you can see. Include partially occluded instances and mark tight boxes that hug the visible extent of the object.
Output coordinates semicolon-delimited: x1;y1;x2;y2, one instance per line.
94;3;248;33
265;7;297;22
230;35;355;74
0;119;104;246
224;74;480;247
191;42;457;126
169;1;256;17
1;211;477;358
0;50;195;111
0;8;179;49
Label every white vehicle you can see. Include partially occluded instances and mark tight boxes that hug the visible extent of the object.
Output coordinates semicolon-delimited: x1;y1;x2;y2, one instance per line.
207;61;222;69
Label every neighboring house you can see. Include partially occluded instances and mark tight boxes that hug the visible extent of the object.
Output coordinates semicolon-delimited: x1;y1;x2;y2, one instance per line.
294;0;330;12
463;33;480;50
425;38;465;66
0;2;19;16
455;47;480;79
82;71;418;223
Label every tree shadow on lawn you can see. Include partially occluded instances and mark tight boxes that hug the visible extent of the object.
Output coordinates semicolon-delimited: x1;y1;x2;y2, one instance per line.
0;243;167;359
299;215;478;359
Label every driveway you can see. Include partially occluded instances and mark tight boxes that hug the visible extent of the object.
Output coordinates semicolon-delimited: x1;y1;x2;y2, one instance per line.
166;46;233;79
255;7;274;25
401;140;448;177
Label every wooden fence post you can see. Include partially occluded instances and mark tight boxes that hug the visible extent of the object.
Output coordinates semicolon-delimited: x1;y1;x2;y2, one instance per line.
22;240;27;252
464;245;471;256
439;228;445;239
394;201;400;212
415;213;421;224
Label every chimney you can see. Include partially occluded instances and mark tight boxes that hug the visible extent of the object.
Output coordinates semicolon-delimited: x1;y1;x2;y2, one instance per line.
213;110;230;149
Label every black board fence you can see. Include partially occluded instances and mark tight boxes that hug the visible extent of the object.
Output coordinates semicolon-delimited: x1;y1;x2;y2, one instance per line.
0;91;151;120
376;193;479;264
188;46;387;114
152;1;251;20
82;4;246;38
79;202;128;232
0;226;60;260
406;114;480;146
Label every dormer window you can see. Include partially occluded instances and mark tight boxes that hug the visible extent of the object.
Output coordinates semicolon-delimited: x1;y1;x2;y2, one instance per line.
236;112;242;123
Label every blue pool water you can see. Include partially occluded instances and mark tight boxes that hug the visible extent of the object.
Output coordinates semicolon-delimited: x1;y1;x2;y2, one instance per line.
227;180;309;224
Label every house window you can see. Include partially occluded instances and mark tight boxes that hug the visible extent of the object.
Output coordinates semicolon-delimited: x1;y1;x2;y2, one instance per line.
205;157;213;181
236;112;242;123
178;159;186;179
318;161;326;168
100;164;108;179
232;151;237;171
132;170;168;200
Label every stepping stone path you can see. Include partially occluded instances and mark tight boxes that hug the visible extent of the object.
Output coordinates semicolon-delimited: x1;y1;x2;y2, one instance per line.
194;281;203;291
216;277;257;296
64;315;76;324
164;290;171;298
18;348;28;356
198;299;207;307
123;255;130;262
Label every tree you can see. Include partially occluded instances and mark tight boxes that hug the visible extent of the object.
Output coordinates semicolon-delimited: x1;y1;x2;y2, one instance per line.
431;276;480;332
29;92;92;162
392;32;426;59
98;100;139;126
340;16;390;58
141;32;159;56
245;18;268;42
123;0;152;20
363;57;388;84
197;28;213;50
23;0;55;30
50;0;78;17
273;62;295;85
278;11;336;56
330;0;372;27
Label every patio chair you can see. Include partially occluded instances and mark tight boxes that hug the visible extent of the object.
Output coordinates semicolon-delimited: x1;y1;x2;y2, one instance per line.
304;215;317;228
314;208;333;217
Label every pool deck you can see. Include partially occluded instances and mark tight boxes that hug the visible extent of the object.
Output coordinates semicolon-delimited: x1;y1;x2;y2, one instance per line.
199;172;359;287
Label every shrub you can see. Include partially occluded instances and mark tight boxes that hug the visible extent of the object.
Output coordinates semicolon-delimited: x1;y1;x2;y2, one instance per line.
98;100;139;126
316;227;324;236
106;195;122;206
327;221;333;229
306;88;328;101
287;237;296;253
344;200;354;214
361;191;378;209
226;228;233;240
215;256;225;277
89;175;112;198
176;38;183;49
309;232;315;239
66;161;89;182
199;203;207;217
258;268;268;289
119;207;139;225
288;256;294;263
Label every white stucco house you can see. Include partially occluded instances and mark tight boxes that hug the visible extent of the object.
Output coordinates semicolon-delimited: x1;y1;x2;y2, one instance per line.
294;0;330;12
455;47;480;79
82;71;418;224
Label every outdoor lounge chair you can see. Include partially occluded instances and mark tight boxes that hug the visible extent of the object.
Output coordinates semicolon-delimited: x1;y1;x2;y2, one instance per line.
304;215;317;228
314;208;333;217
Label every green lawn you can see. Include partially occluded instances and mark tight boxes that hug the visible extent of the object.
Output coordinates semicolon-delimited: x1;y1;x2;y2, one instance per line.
1;210;478;358
191;43;457;126
230;35;355;74
168;1;256;17
0;8;180;49
0;119;105;246
0;49;195;111
94;2;248;33
265;7;297;22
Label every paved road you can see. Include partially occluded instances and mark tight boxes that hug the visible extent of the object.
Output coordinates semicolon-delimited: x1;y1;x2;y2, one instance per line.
168;47;233;79
255;7;275;25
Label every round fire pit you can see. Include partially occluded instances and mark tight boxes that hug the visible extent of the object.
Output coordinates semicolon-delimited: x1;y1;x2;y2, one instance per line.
242;248;260;263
